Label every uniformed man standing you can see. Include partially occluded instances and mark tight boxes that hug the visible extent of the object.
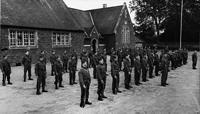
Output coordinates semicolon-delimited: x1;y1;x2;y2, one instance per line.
160;51;169;87
111;55;121;94
92;52;98;79
62;50;69;73
192;51;198;69
141;54;149;82
117;49;123;71
123;54;132;89
35;56;48;95
102;49;107;72
96;57;107;101
54;56;64;89
154;51;160;76
0;55;12;86
22;50;33;82
80;49;88;66
50;50;57;76
78;60;92;108
71;49;78;71
40;50;47;64
148;51;154;78
68;55;77;85
134;54;142;86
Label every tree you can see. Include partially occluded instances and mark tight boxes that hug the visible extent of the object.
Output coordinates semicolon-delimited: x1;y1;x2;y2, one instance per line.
130;0;200;43
129;0;168;38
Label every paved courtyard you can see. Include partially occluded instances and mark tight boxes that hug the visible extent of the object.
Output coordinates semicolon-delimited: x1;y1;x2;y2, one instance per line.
0;52;199;114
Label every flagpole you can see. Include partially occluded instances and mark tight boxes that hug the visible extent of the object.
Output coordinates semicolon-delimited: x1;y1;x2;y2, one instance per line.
180;0;183;49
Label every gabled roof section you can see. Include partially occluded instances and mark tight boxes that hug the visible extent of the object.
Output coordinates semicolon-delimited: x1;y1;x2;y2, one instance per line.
69;8;93;35
1;0;82;31
88;5;123;35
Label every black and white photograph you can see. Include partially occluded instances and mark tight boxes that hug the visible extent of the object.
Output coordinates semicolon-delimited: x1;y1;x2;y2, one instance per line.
0;0;200;113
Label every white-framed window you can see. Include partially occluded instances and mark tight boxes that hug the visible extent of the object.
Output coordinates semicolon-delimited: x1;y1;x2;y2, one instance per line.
122;24;130;44
8;30;37;48
52;32;72;47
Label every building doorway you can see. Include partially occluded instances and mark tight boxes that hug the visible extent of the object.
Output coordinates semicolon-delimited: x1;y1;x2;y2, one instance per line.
91;39;98;53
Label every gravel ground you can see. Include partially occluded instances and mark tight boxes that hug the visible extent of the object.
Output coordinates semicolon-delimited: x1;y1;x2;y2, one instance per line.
0;52;199;114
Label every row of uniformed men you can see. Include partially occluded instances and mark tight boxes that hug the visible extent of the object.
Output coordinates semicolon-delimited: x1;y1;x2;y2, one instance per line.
0;47;193;108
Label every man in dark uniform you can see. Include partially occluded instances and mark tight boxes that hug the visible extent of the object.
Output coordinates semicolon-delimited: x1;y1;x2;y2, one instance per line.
92;52;98;79
0;55;12;86
141;54;149;82
71;49;78;71
102;49;107;72
192;51;198;69
50;50;57;76
154;50;160;76
22;50;33;82
40;50;47;64
123;54;132;89
117;49;123;70
80;49;89;66
111;55;121;94
96;57;107;101
35;56;48;95
148;51;154;78
160;51;169;86
134;54;142;86
54;56;64;89
68;55;77;85
78;60;92;108
62;50;69;73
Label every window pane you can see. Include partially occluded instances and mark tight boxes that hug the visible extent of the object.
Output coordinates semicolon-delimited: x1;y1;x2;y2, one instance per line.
52;33;56;46
61;34;65;45
30;32;35;45
24;32;29;45
17;31;23;45
9;31;16;46
57;34;61;45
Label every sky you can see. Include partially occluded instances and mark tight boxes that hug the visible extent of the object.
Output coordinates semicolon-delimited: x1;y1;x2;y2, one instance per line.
63;0;136;22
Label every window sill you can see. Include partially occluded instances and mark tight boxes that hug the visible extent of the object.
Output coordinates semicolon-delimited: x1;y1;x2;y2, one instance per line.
52;45;71;48
9;46;38;49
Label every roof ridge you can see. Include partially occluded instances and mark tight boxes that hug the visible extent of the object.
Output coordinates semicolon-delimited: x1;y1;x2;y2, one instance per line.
85;5;123;11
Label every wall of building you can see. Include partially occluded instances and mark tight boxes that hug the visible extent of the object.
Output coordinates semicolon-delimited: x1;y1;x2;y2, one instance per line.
115;7;136;49
0;26;84;65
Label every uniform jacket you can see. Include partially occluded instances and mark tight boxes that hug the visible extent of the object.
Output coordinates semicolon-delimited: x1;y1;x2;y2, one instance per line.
22;55;32;66
96;64;106;81
54;61;63;75
0;59;11;75
68;58;77;71
111;60;120;76
35;61;46;77
134;58;141;74
78;68;91;87
123;58;132;72
192;53;197;63
160;54;169;73
62;53;69;63
141;57;148;70
50;54;57;64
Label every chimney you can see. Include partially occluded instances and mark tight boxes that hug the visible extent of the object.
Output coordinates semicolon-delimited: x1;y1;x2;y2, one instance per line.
103;4;107;8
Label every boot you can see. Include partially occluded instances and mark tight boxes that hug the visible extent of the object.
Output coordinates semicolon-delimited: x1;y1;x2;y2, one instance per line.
102;94;107;98
85;100;92;105
98;96;103;101
42;89;48;92
80;100;85;108
36;91;41;95
8;82;12;85
55;84;58;89
2;83;6;86
117;90;122;93
59;82;64;88
28;78;33;80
